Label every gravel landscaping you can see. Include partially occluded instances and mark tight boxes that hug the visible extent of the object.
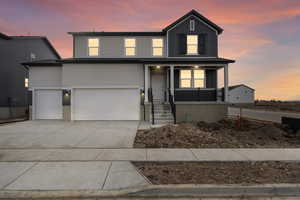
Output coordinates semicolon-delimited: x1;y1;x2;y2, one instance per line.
134;162;300;184
134;118;300;148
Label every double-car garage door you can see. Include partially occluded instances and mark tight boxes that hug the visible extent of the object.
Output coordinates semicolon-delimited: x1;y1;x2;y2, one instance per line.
34;88;140;120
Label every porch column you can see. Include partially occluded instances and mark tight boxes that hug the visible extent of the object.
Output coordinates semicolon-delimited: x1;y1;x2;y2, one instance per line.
224;64;229;102
170;65;174;99
144;65;149;103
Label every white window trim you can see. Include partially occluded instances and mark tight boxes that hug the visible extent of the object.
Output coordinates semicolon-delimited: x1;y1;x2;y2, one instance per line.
152;38;164;57
87;38;99;57
186;35;198;55
124;38;136;56
179;69;206;88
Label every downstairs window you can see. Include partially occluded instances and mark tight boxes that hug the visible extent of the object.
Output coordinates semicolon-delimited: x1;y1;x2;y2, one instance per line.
180;69;205;88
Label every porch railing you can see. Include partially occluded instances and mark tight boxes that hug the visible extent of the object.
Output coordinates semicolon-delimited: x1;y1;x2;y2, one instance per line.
168;89;176;124
148;88;155;125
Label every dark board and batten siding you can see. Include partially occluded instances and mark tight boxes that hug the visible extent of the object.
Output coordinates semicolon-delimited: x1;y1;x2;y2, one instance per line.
168;15;218;57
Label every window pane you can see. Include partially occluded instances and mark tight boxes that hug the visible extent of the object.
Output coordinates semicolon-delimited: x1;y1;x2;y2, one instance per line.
187;45;198;54
126;47;135;56
88;38;99;47
180;70;191;79
125;38;136;47
89;47;98;56
194;70;205;78
152;39;163;47
194;79;204;88
187;35;198;44
153;47;163;56
181;80;191;88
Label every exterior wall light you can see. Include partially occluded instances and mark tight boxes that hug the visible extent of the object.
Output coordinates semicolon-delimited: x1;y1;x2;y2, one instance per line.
141;92;145;97
156;65;161;69
24;78;29;88
194;65;199;69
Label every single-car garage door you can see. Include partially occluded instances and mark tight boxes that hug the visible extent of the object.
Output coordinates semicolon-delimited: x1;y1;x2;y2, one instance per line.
35;89;63;119
73;88;140;120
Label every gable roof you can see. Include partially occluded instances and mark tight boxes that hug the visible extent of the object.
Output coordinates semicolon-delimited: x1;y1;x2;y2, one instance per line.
10;36;61;59
68;9;223;36
0;32;11;40
229;84;255;91
163;10;223;34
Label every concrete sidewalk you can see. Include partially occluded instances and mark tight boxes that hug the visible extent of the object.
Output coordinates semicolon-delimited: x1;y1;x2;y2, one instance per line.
0;161;149;191
1;148;300;162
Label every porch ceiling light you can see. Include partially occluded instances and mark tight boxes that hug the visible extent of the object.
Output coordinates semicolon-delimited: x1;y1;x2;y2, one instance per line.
156;65;161;69
194;65;199;69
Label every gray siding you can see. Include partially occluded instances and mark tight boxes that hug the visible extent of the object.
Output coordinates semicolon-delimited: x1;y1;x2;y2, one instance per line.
62;63;144;88
0;38;59;109
74;36;167;58
167;15;218;57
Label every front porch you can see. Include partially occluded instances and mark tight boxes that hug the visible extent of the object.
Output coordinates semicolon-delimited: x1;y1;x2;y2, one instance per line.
143;63;230;124
144;64;229;104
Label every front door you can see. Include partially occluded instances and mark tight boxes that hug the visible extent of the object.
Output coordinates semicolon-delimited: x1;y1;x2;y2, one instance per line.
151;70;165;102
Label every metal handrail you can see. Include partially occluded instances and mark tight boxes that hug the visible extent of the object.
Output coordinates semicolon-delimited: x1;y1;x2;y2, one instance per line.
168;89;176;124
148;88;155;125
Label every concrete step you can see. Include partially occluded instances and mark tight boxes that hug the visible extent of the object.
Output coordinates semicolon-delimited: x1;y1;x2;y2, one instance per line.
154;113;173;117
155;120;174;124
154;107;171;110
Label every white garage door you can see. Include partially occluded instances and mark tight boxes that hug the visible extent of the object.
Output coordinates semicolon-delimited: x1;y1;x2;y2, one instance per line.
73;88;140;120
35;89;63;119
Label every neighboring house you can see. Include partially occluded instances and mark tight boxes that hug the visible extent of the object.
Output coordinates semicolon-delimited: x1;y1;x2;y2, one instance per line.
227;84;255;104
23;10;235;123
0;32;60;119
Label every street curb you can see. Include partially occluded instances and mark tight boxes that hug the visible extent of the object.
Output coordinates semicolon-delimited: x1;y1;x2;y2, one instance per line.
0;184;299;199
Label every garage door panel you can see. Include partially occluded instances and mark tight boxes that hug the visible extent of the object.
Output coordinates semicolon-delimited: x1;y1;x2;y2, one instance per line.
74;88;139;120
35;90;63;119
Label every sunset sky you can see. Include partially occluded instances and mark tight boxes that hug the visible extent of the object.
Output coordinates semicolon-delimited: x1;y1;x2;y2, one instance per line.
1;0;300;100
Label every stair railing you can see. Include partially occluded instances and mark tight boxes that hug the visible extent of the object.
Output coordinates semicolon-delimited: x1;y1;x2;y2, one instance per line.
148;88;155;125
168;89;176;124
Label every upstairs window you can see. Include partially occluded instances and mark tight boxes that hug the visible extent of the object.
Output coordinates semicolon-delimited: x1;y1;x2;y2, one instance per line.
180;69;205;88
152;38;163;56
187;35;198;54
125;38;136;56
88;38;99;56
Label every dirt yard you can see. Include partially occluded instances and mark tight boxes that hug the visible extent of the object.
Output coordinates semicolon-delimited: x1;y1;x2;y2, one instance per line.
134;118;300;148
134;162;300;184
233;101;300;113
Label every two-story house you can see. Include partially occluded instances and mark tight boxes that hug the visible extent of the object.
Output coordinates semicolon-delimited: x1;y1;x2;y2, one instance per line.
0;33;60;120
23;10;235;124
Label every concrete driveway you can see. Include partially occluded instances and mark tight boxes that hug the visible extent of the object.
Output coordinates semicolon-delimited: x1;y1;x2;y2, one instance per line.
0;120;139;148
